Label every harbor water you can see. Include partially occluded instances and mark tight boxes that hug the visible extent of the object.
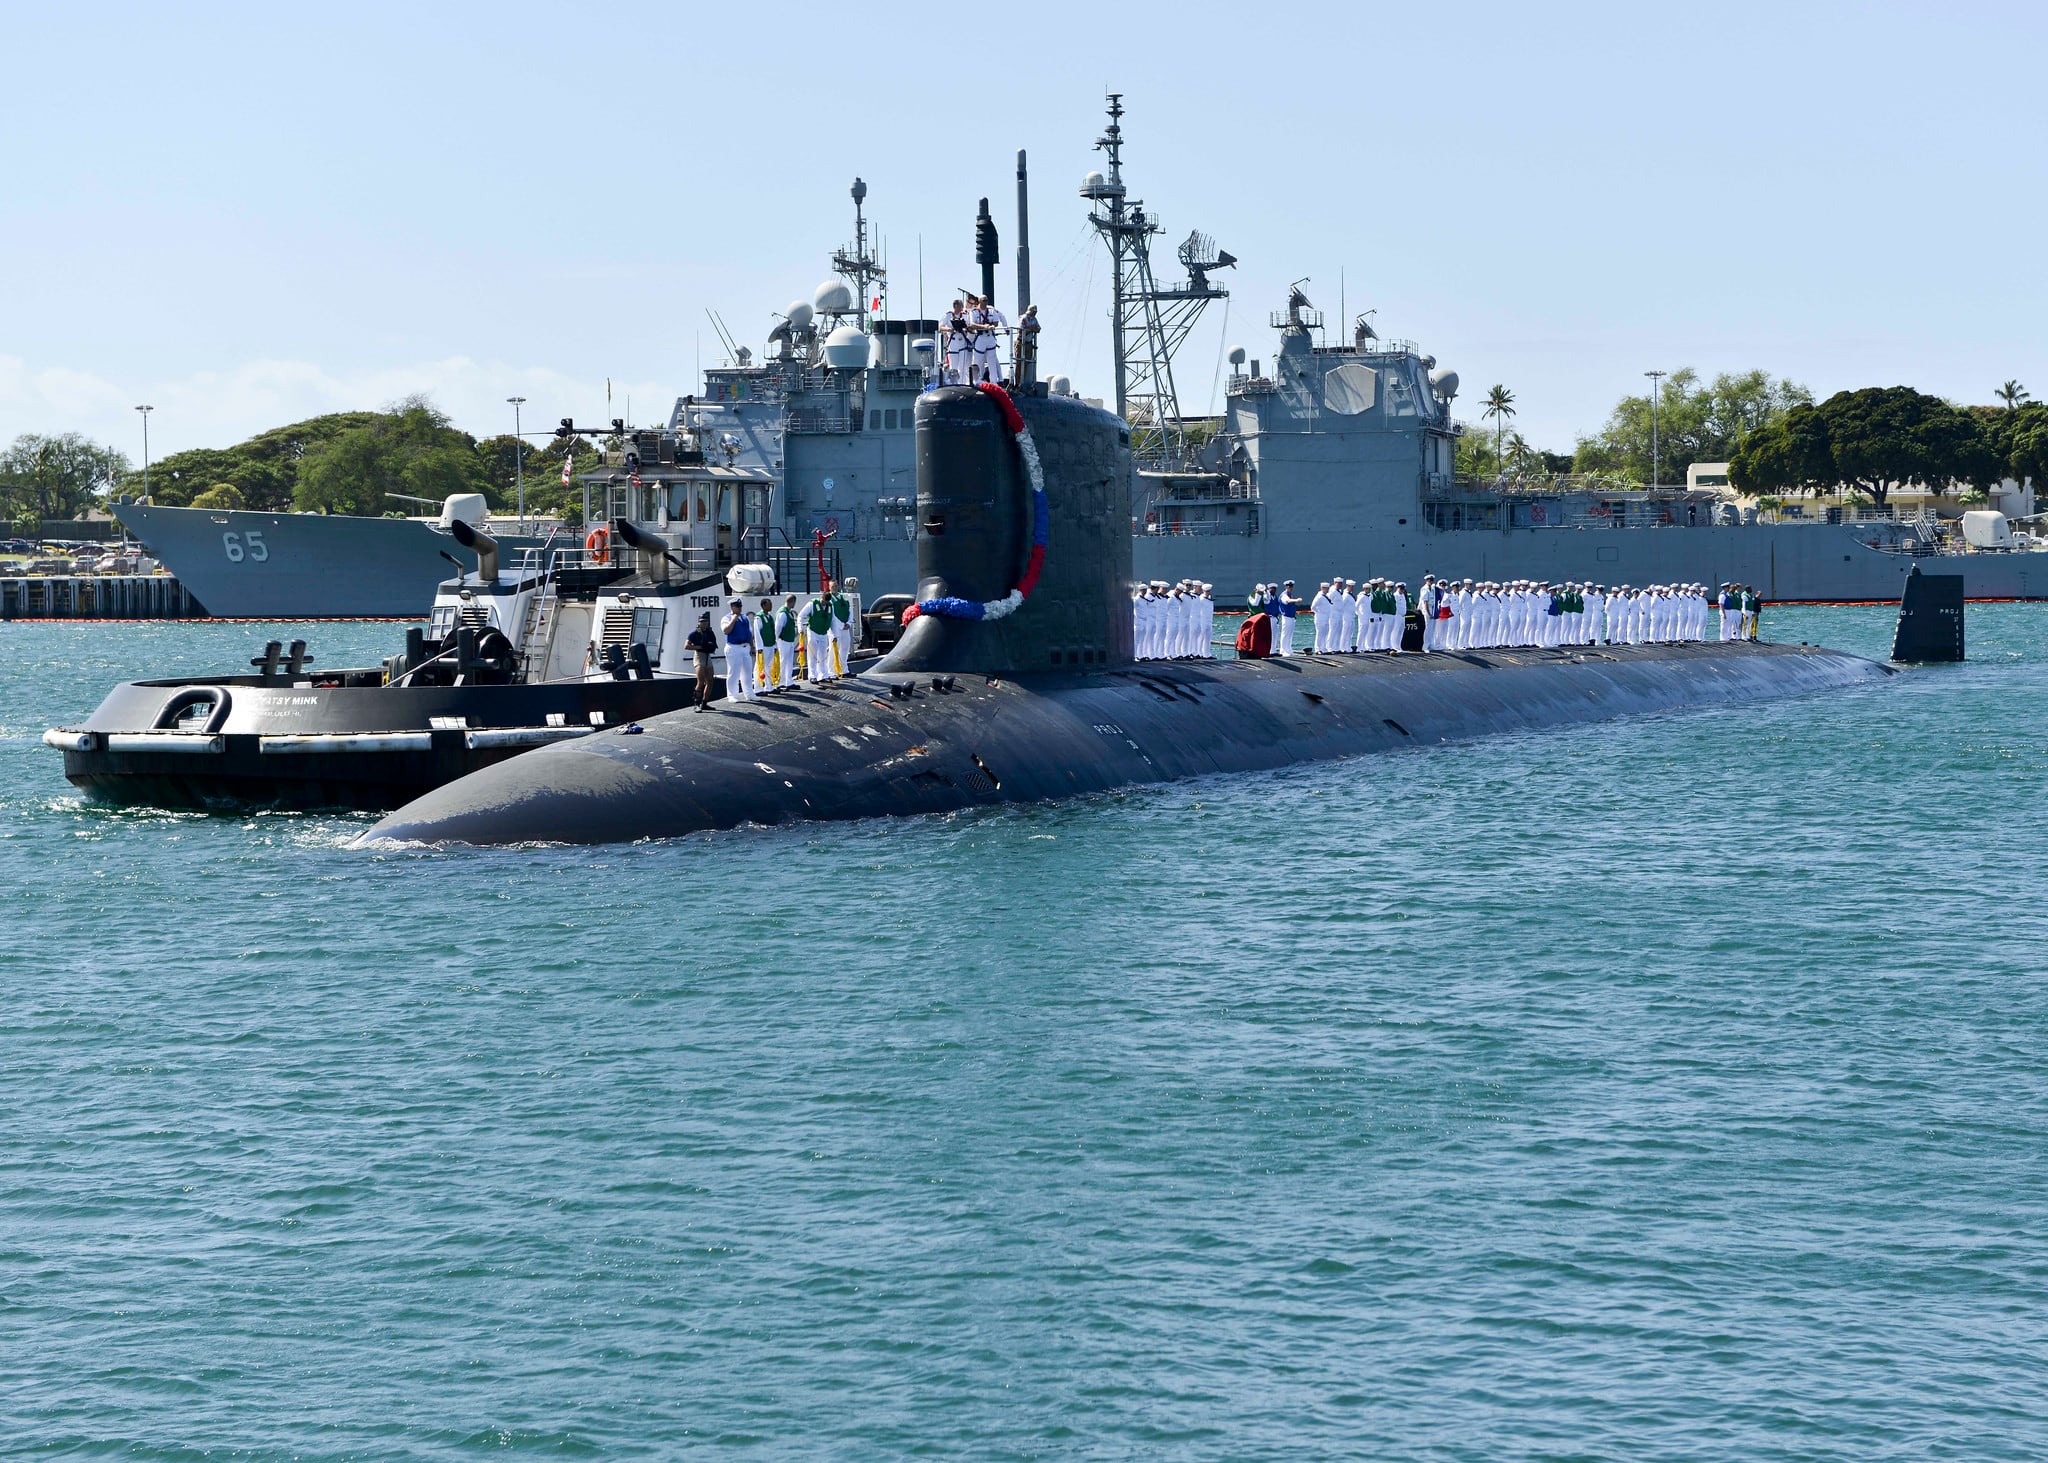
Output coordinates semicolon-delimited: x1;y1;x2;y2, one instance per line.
3;608;2043;1459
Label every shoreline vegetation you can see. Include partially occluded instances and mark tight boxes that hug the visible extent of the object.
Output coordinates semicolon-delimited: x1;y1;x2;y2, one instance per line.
4;376;2042;535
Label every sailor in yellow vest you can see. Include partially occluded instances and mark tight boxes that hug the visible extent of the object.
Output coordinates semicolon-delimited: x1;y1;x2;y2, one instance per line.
774;593;802;688
804;589;836;681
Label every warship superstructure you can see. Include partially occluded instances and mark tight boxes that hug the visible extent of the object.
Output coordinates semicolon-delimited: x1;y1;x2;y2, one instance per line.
116;101;2048;617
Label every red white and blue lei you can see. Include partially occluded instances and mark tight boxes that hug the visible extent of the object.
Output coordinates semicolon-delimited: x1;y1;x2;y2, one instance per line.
900;383;1048;626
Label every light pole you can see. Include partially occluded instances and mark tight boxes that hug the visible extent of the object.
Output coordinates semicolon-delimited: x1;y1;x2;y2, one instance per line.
1643;371;1665;489
506;396;527;530
135;404;154;504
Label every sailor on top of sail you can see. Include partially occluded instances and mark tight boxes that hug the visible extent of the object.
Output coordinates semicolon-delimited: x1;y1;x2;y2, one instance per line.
944;299;971;385
973;297;1006;386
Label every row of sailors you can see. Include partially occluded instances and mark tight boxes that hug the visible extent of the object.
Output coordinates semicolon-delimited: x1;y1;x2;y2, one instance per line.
1132;580;1218;660
1309;580;1408;654
1414;578;1759;650
718;586;858;702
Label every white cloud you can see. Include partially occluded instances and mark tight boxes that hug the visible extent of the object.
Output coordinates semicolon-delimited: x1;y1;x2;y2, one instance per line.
0;355;675;459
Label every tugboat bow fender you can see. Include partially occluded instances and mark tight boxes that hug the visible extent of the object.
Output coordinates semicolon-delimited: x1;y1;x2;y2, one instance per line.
152;685;232;734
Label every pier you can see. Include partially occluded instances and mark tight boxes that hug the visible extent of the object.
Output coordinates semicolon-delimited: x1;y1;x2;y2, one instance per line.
1;575;201;620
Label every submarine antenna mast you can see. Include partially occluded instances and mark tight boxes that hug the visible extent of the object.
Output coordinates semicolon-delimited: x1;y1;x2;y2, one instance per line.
1082;94;1233;468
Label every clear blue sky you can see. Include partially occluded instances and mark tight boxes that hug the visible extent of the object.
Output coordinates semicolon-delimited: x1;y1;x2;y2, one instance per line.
5;0;2043;464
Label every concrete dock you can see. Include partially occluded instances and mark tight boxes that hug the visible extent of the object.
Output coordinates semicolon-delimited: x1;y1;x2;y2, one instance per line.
1;575;201;620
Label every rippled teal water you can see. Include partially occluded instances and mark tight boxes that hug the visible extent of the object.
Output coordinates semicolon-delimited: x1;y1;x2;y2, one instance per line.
3;609;2044;1459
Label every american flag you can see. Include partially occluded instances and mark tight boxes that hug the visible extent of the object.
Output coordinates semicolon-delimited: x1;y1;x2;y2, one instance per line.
560;452;573;486
630;468;642;489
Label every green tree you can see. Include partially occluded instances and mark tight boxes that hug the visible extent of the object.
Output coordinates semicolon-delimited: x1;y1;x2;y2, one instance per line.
1575;368;1812;484
189;483;247;510
1976;401;2048;486
0;433;131;526
1731;386;1999;506
472;434;528;512
1481;384;1515;471
1996;379;2030;412
124;411;377;509
294;397;488;516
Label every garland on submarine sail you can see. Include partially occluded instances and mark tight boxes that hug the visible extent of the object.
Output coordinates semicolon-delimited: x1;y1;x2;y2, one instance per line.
899;383;1048;626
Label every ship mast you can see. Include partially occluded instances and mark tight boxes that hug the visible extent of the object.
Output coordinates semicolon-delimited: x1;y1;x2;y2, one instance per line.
831;178;885;328
1081;94;1232;467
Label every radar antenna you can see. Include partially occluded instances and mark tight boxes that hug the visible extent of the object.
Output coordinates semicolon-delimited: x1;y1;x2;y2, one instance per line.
830;177;886;327
1082;94;1232;467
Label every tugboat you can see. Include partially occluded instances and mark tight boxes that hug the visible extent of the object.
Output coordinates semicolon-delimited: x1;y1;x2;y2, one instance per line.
44;464;862;811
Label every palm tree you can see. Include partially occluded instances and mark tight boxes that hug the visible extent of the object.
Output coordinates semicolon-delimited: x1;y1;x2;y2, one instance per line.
1482;385;1516;475
1996;379;2030;412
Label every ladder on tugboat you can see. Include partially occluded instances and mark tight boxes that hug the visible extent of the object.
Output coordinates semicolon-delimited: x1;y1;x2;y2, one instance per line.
514;579;557;684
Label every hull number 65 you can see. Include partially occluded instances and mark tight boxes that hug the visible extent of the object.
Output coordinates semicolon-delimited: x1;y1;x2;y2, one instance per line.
223;530;269;563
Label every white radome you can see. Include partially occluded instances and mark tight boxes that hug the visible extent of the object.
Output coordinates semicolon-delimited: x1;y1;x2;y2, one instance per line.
821;324;869;369
812;280;855;314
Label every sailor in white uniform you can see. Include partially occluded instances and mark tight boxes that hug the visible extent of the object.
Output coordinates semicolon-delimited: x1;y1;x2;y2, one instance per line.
973;298;1006;385
943;300;972;385
721;599;757;702
1310;581;1334;653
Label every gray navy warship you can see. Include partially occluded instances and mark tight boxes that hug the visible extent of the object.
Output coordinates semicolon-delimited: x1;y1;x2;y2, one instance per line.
117;99;2048;617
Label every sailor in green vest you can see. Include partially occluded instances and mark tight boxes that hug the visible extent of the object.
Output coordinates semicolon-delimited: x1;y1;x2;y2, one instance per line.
753;598;777;687
774;592;801;688
1741;585;1761;640
804;587;836;682
831;580;855;674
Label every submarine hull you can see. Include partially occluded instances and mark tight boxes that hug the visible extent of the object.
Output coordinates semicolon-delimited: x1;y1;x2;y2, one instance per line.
359;640;1887;847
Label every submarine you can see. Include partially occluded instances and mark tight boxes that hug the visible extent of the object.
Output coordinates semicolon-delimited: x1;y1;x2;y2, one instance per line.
360;382;1891;848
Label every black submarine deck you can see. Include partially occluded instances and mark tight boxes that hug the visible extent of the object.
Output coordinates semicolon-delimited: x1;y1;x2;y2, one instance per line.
360;639;1890;847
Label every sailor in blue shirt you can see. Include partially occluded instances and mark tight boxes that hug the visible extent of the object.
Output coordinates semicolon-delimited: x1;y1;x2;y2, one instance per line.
1275;580;1300;656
